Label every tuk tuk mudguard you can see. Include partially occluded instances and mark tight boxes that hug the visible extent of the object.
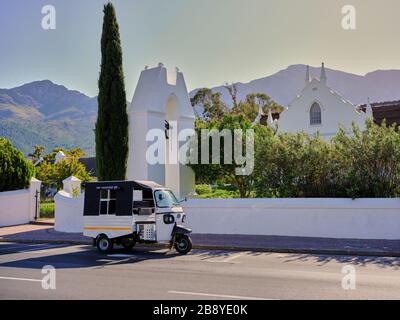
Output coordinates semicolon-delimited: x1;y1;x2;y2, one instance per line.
173;224;192;235
169;224;192;249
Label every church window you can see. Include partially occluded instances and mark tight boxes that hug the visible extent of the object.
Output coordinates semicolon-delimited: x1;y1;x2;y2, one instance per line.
310;103;322;125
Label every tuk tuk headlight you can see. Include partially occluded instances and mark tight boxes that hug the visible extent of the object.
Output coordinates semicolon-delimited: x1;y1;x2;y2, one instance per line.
163;214;175;224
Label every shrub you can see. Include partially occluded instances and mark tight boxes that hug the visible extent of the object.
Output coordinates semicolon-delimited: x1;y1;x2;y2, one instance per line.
332;120;400;198
193;186;239;199
254;120;400;198
195;184;212;195
191;117;400;198
0;137;35;192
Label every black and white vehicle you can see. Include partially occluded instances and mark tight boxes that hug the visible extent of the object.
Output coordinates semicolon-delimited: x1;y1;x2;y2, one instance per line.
83;180;192;254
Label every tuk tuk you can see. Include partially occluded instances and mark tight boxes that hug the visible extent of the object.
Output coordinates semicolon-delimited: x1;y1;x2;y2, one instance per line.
83;180;192;254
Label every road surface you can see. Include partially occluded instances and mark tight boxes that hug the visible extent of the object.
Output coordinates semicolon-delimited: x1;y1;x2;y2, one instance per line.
0;242;399;299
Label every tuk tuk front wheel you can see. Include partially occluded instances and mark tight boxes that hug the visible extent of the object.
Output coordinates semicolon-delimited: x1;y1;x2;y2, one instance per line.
96;235;113;254
174;235;192;255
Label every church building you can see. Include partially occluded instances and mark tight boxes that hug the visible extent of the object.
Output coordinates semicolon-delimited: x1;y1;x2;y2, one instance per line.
277;63;371;139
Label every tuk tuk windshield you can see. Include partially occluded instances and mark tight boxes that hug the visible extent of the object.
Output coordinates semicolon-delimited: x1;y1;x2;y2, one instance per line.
154;190;180;208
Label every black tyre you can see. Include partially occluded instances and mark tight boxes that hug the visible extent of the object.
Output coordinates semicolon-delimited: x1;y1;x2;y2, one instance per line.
174;235;192;255
96;235;113;254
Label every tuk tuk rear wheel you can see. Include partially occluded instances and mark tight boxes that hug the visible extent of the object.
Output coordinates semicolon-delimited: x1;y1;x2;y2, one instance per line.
96;235;113;254
174;235;192;255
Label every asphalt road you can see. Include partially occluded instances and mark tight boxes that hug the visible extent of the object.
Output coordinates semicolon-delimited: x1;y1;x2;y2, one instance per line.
0;242;400;300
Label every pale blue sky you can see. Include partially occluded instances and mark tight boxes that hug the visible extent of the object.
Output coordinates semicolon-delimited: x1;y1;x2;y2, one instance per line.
1;0;399;98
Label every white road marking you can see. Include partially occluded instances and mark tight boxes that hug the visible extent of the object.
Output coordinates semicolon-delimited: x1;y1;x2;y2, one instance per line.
175;252;243;264
173;257;240;264
97;259;115;262
168;290;272;300
104;258;133;265
203;260;241;264
221;253;243;262
0;276;42;282
97;256;138;266
107;254;136;258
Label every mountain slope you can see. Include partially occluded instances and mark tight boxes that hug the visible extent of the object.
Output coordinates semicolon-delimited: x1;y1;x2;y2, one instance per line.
0;80;97;120
0;119;95;156
0;80;97;155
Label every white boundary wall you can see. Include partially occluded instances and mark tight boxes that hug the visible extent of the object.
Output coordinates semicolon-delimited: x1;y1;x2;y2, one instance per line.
0;178;41;227
54;177;400;240
183;198;400;240
54;176;84;233
54;190;84;233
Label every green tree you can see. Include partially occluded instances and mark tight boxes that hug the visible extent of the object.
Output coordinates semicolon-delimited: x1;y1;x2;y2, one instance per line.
191;85;284;124
190;88;228;121
231;93;284;123
36;158;92;190
66;147;86;159
0;138;35;192
95;3;129;181
28;145;45;163
189;114;273;197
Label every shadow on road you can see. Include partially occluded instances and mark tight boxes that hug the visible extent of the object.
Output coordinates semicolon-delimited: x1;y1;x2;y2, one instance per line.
0;227;89;243
1;242;263;271
0;244;183;270
2;242;400;271
280;253;400;269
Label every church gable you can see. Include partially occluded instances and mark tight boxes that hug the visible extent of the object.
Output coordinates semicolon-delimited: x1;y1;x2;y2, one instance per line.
278;63;368;138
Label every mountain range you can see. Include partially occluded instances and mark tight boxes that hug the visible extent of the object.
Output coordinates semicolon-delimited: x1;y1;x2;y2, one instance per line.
1;64;400;156
0;80;97;156
190;64;400;107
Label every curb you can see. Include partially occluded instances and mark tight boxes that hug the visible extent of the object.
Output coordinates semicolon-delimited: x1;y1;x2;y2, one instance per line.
1;238;400;257
0;238;92;245
30;221;55;226
192;244;400;258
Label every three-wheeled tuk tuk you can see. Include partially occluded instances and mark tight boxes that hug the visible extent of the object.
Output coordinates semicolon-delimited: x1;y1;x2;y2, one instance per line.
83;180;192;254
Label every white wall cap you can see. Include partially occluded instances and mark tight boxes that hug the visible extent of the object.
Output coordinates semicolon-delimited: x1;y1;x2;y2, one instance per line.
62;175;81;183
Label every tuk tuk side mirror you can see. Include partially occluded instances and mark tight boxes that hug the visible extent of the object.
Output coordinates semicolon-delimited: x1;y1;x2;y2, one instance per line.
179;197;187;203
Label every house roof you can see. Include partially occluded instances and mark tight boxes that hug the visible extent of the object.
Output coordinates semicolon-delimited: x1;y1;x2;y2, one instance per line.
78;157;96;177
358;100;400;126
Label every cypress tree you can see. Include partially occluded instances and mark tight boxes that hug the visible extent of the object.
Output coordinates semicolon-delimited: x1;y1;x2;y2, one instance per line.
96;3;129;181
